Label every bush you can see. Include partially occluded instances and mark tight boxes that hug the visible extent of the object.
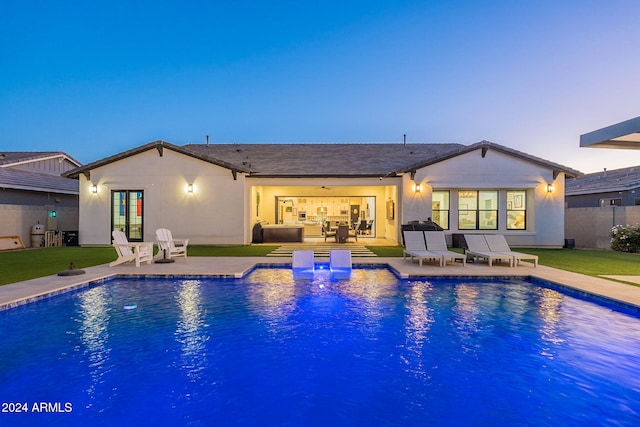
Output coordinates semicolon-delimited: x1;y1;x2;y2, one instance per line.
610;224;640;253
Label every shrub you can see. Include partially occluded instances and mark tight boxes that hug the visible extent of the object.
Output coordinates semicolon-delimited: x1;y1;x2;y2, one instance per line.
610;224;640;253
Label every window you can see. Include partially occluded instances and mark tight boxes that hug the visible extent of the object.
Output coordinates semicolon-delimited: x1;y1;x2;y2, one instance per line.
432;191;450;229
458;190;498;230
600;198;621;207
507;190;526;230
112;190;144;241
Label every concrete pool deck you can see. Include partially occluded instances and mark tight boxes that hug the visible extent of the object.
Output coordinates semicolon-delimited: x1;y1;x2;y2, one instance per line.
1;256;640;310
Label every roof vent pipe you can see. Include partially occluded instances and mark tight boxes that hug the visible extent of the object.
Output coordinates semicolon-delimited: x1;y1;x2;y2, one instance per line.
206;135;209;145
403;134;406;146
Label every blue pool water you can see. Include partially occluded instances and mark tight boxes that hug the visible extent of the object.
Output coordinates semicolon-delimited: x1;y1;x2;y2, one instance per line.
1;267;639;426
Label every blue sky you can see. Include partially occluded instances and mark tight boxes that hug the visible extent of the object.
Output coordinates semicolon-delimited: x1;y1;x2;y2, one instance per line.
1;0;639;172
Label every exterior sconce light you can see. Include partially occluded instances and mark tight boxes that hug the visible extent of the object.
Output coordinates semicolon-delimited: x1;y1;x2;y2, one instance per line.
90;184;98;194
546;183;555;193
187;183;194;194
413;183;422;193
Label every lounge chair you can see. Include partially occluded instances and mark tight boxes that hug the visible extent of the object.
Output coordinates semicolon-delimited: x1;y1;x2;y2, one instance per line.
109;230;153;267
424;231;466;267
484;234;538;267
330;249;352;272
402;230;440;266
292;250;315;272
464;234;512;267
155;228;189;259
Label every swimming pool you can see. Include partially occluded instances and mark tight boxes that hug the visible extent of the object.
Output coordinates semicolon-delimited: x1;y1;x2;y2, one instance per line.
1;267;639;426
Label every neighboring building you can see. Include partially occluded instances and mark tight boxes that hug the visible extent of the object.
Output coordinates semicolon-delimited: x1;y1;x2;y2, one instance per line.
566;166;640;208
0;152;81;247
565;116;640;249
63;140;580;248
565;167;640;249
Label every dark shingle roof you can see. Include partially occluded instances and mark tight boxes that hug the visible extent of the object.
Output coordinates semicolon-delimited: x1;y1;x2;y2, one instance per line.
566;166;640;195
184;142;464;177
0;151;81;167
64;140;580;180
0;167;79;194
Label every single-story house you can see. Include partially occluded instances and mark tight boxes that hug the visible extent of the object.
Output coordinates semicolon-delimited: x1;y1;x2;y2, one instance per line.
566;166;640;208
565;165;640;249
0;152;81;248
63;140;580;248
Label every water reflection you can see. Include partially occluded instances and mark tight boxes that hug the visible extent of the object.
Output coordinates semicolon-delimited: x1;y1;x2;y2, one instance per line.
403;280;434;377
77;286;111;401
537;288;565;357
453;283;481;353
245;269;298;327
174;280;209;381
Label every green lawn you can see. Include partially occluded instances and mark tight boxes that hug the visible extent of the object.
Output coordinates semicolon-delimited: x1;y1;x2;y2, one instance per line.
1;245;640;287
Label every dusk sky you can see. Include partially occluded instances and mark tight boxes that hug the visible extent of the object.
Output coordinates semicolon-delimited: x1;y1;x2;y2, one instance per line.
2;1;639;173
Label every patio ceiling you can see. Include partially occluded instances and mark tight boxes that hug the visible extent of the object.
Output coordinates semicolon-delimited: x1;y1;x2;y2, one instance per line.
580;116;640;149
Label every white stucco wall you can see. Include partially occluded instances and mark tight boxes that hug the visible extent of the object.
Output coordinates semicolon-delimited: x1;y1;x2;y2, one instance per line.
78;149;246;245
402;148;566;247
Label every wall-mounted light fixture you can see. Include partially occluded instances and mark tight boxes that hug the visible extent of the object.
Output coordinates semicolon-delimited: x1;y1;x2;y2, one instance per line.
413;183;422;193
546;183;555;193
187;183;194;194
90;184;98;194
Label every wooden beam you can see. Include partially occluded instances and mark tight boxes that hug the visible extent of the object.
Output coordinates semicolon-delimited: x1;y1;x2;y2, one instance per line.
232;170;237;180
553;170;560;180
481;146;488;158
156;146;163;157
82;171;90;181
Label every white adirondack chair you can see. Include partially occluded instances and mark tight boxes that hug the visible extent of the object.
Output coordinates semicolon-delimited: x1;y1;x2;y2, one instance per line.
155;228;189;259
109;230;153;267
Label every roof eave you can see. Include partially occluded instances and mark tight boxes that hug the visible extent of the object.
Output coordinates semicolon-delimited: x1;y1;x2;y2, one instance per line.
580;116;640;149
63;140;250;179
0;184;78;194
401;141;582;178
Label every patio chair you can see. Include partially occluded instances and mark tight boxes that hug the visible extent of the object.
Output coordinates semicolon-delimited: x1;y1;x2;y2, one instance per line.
424;231;466;267
484;234;538;267
402;230;440;266
324;223;337;242
155;228;189;259
464;234;512;267
109;230;153;267
330;249;352;271
336;225;351;243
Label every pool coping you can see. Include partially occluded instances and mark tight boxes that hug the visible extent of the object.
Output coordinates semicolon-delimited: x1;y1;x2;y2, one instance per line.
2;256;640;311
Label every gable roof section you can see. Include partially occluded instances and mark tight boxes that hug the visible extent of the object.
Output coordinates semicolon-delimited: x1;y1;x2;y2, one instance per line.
0;167;78;194
0;151;82;168
566;165;640;196
399;141;582;179
63;140;251;180
580;116;640;149
63;139;581;180
184;142;464;177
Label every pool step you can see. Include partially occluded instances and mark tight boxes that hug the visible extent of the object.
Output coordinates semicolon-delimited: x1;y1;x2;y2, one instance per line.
267;245;377;257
